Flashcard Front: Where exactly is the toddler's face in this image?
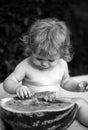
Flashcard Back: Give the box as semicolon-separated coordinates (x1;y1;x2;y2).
32;54;59;69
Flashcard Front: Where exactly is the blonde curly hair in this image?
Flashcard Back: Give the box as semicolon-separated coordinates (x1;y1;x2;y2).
22;18;73;62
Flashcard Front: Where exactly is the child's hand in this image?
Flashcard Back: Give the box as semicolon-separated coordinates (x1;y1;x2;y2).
77;81;88;92
16;85;31;99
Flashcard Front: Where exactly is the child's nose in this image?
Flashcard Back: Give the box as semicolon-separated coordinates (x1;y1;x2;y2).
41;61;48;66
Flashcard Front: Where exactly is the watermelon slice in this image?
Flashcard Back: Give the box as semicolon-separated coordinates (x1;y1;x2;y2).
0;91;78;130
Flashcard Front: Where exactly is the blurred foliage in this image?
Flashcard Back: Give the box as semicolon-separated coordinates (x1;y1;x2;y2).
0;0;88;82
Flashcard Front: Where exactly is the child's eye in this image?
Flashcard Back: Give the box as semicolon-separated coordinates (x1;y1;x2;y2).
37;58;42;61
49;59;55;62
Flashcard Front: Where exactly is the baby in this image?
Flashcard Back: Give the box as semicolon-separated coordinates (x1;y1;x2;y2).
3;18;88;127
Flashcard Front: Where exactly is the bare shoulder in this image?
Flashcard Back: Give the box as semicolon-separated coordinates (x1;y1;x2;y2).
13;57;30;73
16;57;30;67
59;59;68;68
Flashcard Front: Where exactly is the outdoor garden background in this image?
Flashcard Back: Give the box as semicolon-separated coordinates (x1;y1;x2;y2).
0;0;88;82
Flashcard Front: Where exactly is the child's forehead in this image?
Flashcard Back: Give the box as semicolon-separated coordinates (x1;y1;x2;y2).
33;54;59;60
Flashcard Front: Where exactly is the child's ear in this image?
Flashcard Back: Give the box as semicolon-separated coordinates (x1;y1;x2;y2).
24;48;32;57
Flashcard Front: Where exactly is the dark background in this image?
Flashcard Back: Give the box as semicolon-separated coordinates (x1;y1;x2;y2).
0;0;88;82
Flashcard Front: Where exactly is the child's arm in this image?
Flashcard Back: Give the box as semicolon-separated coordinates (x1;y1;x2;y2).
61;61;88;92
62;77;88;92
3;62;26;94
61;77;78;92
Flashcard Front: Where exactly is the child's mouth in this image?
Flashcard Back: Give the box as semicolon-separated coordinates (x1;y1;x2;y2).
40;65;49;69
41;66;48;69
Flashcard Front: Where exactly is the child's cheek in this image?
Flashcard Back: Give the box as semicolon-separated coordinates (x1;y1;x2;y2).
36;60;41;66
51;61;57;66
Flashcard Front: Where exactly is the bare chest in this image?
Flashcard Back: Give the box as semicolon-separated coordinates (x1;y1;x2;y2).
25;66;64;85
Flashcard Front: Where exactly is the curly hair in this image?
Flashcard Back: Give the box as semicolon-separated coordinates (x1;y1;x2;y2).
21;18;73;62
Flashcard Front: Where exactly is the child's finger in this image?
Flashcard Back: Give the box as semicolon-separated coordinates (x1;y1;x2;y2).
79;81;88;92
15;87;24;99
26;89;31;97
23;89;30;98
85;86;88;91
16;91;22;99
18;89;25;99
